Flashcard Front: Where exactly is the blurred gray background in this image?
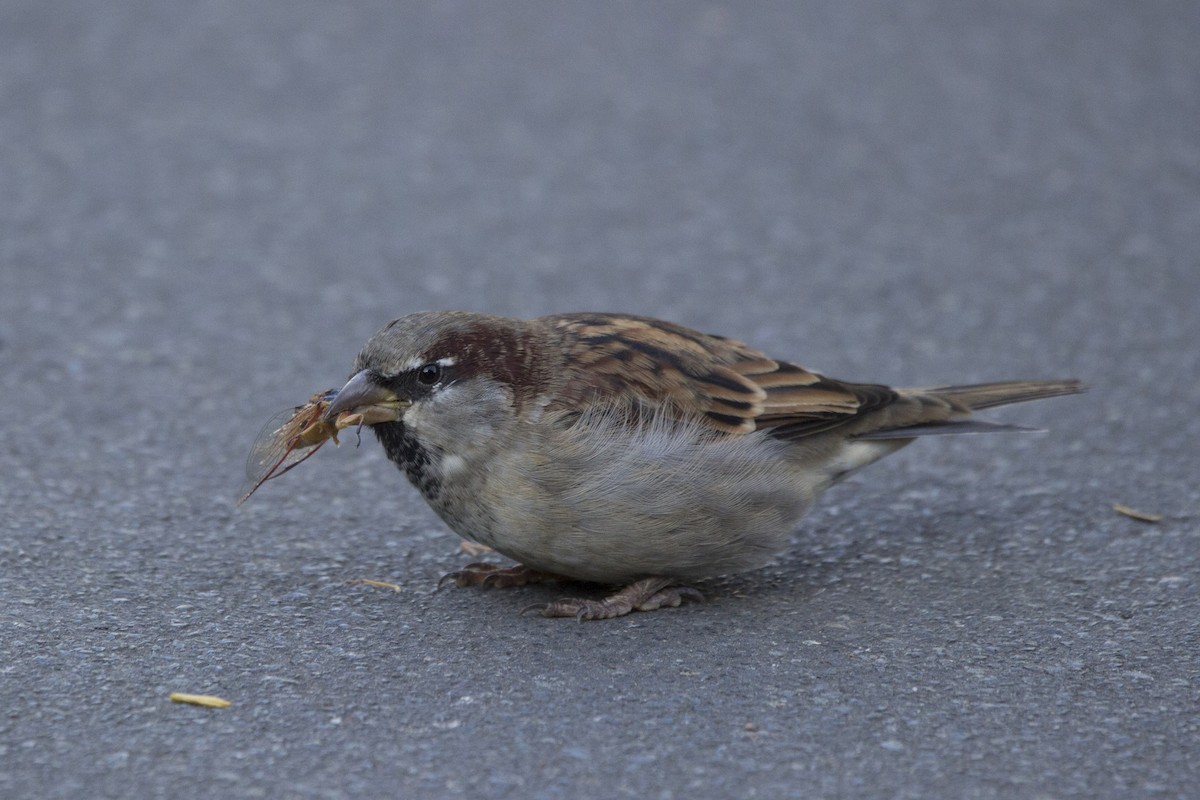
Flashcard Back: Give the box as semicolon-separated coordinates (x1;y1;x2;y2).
2;2;1197;798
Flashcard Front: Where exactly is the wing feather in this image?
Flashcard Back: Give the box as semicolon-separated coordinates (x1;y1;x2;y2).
545;314;886;437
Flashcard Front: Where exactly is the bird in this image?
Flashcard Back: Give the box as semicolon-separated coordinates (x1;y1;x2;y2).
319;311;1083;620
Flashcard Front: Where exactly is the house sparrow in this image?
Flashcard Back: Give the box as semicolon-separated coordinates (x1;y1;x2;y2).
320;311;1083;620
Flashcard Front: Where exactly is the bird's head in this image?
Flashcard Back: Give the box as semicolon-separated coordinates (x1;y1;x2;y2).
323;312;543;451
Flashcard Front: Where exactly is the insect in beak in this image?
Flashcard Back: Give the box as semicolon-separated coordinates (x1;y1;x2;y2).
237;390;364;506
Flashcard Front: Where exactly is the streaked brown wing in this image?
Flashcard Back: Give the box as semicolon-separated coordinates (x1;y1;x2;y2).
546;313;892;437
754;373;898;440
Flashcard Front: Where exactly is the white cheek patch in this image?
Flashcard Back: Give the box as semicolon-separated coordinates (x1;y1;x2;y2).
440;454;467;476
403;385;487;431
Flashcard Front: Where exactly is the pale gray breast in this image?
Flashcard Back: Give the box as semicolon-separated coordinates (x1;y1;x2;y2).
480;408;818;582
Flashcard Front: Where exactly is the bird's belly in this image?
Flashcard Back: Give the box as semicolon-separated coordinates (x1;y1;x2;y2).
467;424;819;584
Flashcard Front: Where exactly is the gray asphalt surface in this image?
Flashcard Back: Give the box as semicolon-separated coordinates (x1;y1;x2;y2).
2;2;1197;798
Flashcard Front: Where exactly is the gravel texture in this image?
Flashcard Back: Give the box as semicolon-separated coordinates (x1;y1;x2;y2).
2;2;1197;798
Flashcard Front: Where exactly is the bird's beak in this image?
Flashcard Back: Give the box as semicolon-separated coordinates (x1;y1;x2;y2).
323;370;409;425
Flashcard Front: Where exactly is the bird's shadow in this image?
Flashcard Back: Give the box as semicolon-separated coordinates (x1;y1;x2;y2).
421;534;895;619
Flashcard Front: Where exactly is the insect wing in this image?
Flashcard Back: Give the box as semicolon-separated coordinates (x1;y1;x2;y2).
237;391;337;505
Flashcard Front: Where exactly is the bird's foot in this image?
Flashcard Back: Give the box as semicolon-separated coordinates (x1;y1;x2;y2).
523;577;704;621
437;562;565;590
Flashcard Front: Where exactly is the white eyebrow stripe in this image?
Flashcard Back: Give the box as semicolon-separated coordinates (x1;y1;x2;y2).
400;355;457;372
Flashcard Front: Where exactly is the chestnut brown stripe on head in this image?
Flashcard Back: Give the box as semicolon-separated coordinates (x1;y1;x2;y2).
358;312;545;409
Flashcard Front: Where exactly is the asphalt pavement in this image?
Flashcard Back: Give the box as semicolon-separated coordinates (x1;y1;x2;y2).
2;2;1197;798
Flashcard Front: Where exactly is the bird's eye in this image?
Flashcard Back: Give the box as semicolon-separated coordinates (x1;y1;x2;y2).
417;362;442;385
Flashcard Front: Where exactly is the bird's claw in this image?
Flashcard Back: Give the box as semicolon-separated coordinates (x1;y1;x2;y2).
524;579;704;621
436;562;563;591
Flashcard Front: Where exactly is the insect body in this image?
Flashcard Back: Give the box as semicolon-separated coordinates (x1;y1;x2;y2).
238;389;362;505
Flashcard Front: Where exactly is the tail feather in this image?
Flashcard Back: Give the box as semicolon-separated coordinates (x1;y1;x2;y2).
847;379;1084;442
855;420;1042;440
921;379;1085;411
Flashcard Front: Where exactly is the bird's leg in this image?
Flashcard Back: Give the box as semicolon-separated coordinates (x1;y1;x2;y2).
525;577;705;621
437;562;567;590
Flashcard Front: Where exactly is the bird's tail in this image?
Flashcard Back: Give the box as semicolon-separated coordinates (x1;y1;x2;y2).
924;379;1086;411
853;379;1085;441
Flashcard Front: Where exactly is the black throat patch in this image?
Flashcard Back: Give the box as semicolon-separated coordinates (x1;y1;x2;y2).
373;422;442;502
